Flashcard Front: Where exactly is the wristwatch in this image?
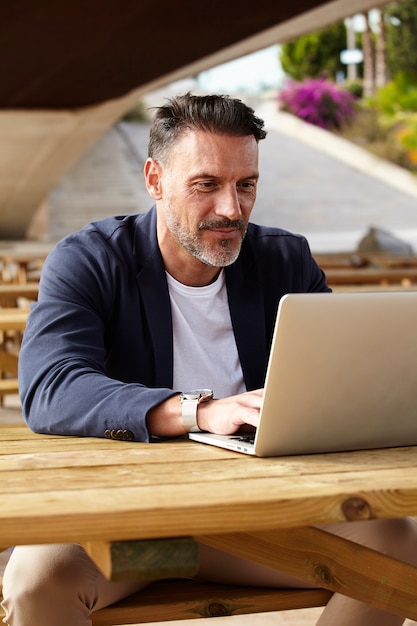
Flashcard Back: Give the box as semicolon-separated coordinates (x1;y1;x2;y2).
180;389;214;433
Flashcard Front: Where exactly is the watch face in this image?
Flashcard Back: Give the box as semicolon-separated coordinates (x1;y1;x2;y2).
181;389;213;401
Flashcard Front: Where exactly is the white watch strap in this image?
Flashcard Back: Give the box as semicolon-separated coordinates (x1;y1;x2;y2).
182;398;200;433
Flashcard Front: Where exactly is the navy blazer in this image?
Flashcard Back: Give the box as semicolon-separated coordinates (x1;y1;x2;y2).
19;207;330;441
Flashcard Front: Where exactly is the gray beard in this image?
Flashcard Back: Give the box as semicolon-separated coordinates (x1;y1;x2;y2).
166;215;247;267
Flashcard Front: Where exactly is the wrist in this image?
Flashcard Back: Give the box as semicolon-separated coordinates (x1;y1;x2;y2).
195;398;213;432
146;395;183;438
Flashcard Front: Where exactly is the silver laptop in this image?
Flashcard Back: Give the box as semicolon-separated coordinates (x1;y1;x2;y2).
189;291;417;456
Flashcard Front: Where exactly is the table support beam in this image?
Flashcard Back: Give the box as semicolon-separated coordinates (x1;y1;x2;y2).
197;526;417;621
84;538;199;582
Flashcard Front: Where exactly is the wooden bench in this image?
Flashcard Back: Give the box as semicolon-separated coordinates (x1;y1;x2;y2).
313;252;417;289
0;283;39;307
91;580;331;625
0;378;19;398
314;252;417;270
0;308;28;404
0;308;29;332
324;266;417;286
0;253;44;284
0;338;19;399
0;353;19;402
0;577;331;625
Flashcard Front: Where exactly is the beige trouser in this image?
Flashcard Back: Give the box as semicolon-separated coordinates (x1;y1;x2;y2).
2;518;417;626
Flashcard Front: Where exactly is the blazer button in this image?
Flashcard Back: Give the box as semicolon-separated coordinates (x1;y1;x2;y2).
104;429;134;441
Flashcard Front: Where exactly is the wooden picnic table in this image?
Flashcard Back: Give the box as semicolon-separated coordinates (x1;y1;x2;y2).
324;266;417;286
314;252;417;270
0;283;38;307
2;426;417;622
313;253;417;288
0;308;29;331
0;253;44;283
0;308;29;400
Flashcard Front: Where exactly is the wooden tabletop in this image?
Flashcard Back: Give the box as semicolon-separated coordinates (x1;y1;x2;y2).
2;425;417;619
2;425;417;546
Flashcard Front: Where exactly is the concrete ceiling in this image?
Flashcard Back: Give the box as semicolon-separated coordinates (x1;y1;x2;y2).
0;0;391;238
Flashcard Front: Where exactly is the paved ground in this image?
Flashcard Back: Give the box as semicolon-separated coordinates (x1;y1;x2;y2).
255;101;417;252
35;92;417;256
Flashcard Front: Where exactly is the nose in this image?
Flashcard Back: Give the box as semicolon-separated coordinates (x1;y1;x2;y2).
214;185;242;221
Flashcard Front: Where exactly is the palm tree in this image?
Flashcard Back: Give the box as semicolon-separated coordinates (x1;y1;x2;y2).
362;12;375;97
375;9;388;88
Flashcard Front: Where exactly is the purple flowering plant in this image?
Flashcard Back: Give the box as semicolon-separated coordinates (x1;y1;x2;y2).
278;78;357;130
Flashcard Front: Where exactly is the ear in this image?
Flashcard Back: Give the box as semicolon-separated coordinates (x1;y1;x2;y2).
144;158;163;200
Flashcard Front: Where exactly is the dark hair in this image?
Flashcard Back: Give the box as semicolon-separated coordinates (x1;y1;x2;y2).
148;92;267;162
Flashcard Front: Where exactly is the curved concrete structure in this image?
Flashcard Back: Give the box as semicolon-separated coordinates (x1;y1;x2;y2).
0;0;391;238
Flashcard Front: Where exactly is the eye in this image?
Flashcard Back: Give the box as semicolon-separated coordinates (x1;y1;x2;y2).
195;180;217;191
239;180;257;191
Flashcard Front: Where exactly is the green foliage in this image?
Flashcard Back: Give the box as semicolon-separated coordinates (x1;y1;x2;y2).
368;72;417;114
280;22;346;81
397;114;417;152
275;0;417;172
390;115;417;169
334;104;414;170
368;70;417;168
339;72;417;171
344;80;364;98
385;0;417;78
279;2;417;85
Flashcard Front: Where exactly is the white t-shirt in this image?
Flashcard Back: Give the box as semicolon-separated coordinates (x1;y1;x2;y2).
166;270;246;399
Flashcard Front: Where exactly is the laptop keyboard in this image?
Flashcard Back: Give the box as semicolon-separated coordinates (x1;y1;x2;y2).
230;433;255;445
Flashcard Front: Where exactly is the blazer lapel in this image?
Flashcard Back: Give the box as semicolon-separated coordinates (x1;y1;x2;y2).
134;209;174;389
226;255;268;391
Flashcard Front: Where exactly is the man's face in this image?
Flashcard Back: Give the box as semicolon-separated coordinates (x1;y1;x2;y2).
147;131;259;274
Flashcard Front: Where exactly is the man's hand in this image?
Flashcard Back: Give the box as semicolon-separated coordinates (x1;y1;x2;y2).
196;389;263;434
146;389;263;438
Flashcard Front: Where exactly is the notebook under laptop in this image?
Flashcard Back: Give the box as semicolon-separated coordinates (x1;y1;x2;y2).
189;291;417;457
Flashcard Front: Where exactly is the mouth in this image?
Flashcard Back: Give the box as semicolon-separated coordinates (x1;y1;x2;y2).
209;228;241;239
198;219;246;234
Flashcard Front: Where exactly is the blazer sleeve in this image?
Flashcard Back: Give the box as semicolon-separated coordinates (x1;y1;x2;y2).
18;232;175;442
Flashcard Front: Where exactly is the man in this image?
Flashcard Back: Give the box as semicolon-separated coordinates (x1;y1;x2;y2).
2;93;416;626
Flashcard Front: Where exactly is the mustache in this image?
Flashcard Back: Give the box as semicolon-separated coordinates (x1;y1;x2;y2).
198;218;247;231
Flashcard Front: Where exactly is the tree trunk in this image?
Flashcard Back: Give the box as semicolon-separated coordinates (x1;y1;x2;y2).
362;12;375;97
375;9;388;88
346;18;358;81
